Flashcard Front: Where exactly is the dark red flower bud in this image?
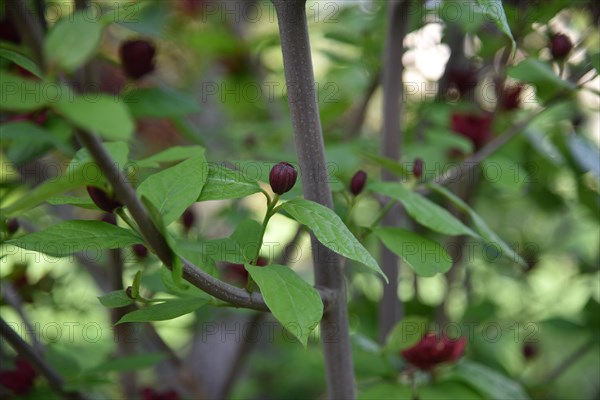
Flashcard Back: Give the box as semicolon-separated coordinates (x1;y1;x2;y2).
501;84;523;111
450;113;493;151
550;33;573;60
269;162;298;195
350;170;367;196
412;158;424;179
401;332;466;371
140;387;180;400
133;244;148;260
0;356;37;395
100;213;117;225
522;342;538;360
86;186;122;213
6;218;19;235
119;39;156;80
181;208;195;232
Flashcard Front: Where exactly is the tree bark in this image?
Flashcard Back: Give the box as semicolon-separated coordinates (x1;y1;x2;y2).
271;1;355;398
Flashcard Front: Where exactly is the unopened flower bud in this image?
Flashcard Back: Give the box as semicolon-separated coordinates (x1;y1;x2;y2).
87;186;122;213
412;158;424;179
269;162;298;195
549;33;572;60
119;39;156;80
181;208;195;232
6;218;19;235
133;244;148;260
350;170;367;196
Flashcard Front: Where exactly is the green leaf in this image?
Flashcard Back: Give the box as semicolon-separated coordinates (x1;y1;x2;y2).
0;48;43;78
174;239;218;277
135;146;206;168
0;72;47;111
116;297;208;324
46;195;97;209
202;238;246;264
246;264;323;347
476;0;515;51
159;266;211;298
591;52;600;74
124;87;200;118
427;183;527;267
374;228;452;277
282;199;387;282
385;316;428;352
7;221;142;257
360;152;408;177
197;165;262;201
508;58;575;102
453;361;530;400
171;257;185;290
370;182;477;238
89;353;165;373
45;11;103;71
230;219;262;261
137;155;208;226
52;93;134;140
358;383;412;400
98;290;134;308
0;121;72;154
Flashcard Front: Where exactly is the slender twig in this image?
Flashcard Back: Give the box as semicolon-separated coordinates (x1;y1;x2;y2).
345;71;381;138
0;282;44;355
271;0;355;397
0;318;86;400
378;0;411;343
541;337;596;387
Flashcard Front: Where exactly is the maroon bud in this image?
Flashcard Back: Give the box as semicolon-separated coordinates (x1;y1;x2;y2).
523;342;538;360
501;84;523;111
549;33;572;60
221;263;248;287
269;162;298;195
448;65;479;95
119;39;156;80
133;244;148;260
181;208;195;232
255;256;268;266
100;213;117;225
412;158;424;179
125;286;134;299
86;186;122;213
6;218;19;235
350;170;367;196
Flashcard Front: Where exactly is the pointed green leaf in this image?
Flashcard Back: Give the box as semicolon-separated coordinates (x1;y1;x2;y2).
0;49;42;78
508;58;575;102
282;199;387;282
0;73;47;111
116;297;208;324
370;182;477;238
197;165;262;201
427;183;527;267
45;11;103;71
135;146;205;168
137;155;208;226
453;361;530;400
90;353;165;373
374;228;452;277
7;221;142;257
131;271;142;299
52;94;134;140
124;87;200;118
476;0;515;51
246;264;323;347
98;290;134;308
